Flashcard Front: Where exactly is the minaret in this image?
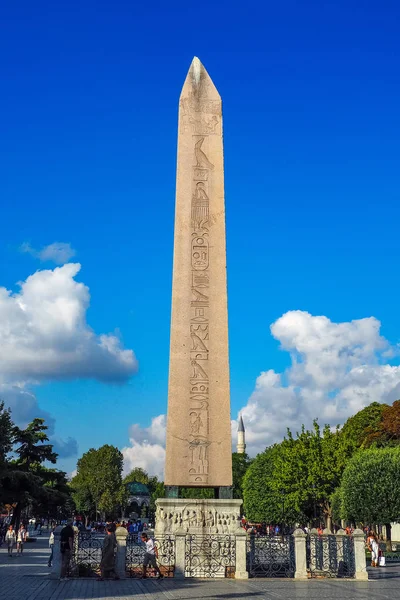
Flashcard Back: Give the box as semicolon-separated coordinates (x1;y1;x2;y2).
237;416;246;454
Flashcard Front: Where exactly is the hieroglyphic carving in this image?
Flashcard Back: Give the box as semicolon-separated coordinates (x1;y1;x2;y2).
194;138;214;170
188;134;214;484
180;93;221;116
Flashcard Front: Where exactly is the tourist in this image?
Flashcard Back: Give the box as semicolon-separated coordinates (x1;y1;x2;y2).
141;533;163;579
16;524;27;556
60;520;74;580
48;528;55;567
5;525;16;557
97;524;119;581
367;530;379;567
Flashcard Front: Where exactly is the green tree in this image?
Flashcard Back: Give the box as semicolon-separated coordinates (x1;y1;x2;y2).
8;418;59;527
341;446;400;540
232;452;252;500
0;402;14;495
243;422;344;527
243;445;290;523
72;445;123;521
340;402;388;453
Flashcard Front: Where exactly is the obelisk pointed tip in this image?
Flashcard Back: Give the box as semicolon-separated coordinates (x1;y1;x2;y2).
181;56;220;100
190;56;202;85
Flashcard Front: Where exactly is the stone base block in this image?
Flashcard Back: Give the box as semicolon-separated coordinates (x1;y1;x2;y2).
155;498;243;535
235;571;249;579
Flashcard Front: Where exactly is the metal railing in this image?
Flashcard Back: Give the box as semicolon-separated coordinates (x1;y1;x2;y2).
185;534;236;578
307;533;355;578
247;534;295;578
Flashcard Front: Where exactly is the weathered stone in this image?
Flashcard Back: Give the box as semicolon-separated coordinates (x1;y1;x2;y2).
164;57;232;488
155;498;242;536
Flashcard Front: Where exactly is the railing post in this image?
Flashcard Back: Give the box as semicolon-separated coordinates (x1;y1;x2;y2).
353;528;368;580
70;526;79;577
293;528;307;579
174;532;186;578
309;528;318;574
49;525;63;579
335;528;345;576
234;530;249;579
115;526;128;579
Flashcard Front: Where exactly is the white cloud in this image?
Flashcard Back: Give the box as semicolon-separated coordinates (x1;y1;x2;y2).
20;241;76;265
0;262;138;461
122;415;166;480
123;310;400;477
68;469;78;480
0;263;137;383
235;311;400;456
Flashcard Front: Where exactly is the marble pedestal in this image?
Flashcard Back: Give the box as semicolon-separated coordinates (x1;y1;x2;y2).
155;498;248;579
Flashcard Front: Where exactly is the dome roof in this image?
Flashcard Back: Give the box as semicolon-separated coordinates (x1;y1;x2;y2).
126;481;150;496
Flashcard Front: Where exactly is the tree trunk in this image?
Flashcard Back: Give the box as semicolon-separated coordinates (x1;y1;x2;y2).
11;501;22;531
385;523;392;552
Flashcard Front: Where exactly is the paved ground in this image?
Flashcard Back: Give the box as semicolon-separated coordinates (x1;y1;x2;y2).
1;532;400;600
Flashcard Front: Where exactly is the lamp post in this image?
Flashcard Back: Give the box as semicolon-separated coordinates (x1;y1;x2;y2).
280;489;285;538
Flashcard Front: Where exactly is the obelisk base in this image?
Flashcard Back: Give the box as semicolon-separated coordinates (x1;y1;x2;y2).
155;498;242;536
155;498;247;578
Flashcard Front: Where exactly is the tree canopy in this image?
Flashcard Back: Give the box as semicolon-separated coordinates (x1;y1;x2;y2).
71;445;123;521
0;406;72;526
341;446;400;524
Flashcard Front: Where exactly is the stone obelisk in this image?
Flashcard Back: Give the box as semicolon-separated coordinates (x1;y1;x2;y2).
164;57;232;490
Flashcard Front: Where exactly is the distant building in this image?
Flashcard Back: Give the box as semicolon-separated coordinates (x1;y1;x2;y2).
237;416;246;454
125;481;150;518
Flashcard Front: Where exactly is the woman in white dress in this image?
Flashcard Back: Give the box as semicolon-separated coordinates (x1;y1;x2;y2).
367;530;379;567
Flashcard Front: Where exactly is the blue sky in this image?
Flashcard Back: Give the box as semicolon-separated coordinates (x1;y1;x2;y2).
1;0;400;477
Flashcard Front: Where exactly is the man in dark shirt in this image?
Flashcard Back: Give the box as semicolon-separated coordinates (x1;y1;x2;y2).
60;521;74;580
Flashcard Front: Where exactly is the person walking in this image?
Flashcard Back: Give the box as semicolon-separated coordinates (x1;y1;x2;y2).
141;533;163;579
367;530;379;567
48;528;55;567
5;526;16;557
16;524;27;556
60;521;74;580
97;525;119;581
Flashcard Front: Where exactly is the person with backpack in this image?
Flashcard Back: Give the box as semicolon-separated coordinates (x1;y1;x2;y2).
60;521;74;580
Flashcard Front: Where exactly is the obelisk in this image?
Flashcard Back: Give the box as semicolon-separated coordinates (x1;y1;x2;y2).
164;57;232;490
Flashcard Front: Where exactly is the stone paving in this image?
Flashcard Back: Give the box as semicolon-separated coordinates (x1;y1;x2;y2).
1;532;400;600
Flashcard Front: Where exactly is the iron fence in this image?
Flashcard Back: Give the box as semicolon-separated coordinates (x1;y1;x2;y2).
307;534;355;578
247;534;295;578
70;532;104;577
126;534;175;578
378;542;400;563
185;534;236;578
